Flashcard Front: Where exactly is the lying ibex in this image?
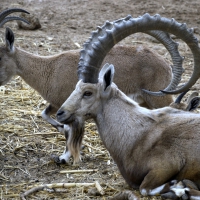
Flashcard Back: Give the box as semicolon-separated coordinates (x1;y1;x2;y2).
56;90;200;165
0;8;29;27
56;14;200;199
1;26;184;135
57;63;200;199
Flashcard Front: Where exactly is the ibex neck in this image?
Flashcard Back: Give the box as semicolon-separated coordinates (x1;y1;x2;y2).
95;95;154;151
15;48;51;90
94;95;155;187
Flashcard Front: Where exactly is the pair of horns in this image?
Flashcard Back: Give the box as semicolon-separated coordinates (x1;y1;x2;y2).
78;14;200;95
0;8;29;27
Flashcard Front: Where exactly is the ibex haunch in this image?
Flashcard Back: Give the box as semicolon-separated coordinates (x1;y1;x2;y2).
56;13;200;199
57;63;200;199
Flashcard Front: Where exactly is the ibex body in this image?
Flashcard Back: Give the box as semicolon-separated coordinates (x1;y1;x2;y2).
0;27;173;134
57;64;200;199
57;90;200;165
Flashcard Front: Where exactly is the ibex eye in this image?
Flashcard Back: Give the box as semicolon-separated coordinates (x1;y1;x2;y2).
83;91;92;97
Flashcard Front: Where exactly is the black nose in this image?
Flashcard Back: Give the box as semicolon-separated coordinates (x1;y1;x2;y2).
57;110;64;116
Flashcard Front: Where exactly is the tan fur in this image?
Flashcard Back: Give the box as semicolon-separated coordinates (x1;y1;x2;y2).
57;64;200;198
0;29;173;109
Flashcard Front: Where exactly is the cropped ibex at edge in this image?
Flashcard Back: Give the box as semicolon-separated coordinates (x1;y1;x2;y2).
57;14;200;199
1;25;183;137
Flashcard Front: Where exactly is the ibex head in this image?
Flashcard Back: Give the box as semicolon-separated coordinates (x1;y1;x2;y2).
57;63;116;124
78;14;200;96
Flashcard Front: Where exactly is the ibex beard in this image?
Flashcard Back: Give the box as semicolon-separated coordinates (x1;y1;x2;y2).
58;117;85;164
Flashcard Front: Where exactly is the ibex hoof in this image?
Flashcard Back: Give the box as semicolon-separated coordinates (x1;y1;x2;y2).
50;154;70;164
161;191;179;199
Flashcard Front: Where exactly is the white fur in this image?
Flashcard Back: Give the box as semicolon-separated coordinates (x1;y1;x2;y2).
149;184;165;195
140;184;165;196
171;188;190;197
59;151;71;163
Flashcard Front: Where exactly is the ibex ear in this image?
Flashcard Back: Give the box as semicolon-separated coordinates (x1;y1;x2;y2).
5;27;15;52
186;97;200;111
98;63;115;98
99;63;115;91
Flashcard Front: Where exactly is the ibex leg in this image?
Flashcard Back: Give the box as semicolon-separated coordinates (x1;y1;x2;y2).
139;168;179;196
41;104;68;134
42;105;73;164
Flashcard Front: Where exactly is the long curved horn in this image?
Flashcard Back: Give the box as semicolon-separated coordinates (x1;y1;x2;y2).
78;14;200;95
0;8;30;27
174;89;190;104
142;30;184;96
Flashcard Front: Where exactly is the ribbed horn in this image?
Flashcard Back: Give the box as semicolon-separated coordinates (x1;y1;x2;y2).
78;13;200;95
0;8;30;27
174;89;190;104
142;30;184;96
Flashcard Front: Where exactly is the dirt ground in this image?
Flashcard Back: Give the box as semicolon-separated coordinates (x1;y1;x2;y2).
0;0;200;199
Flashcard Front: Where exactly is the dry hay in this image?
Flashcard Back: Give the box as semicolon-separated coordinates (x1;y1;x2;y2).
0;77;162;200
0;77;113;199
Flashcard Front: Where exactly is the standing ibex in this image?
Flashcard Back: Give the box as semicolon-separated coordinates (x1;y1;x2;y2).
56;14;200;199
0;8;29;27
0;25;183;137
